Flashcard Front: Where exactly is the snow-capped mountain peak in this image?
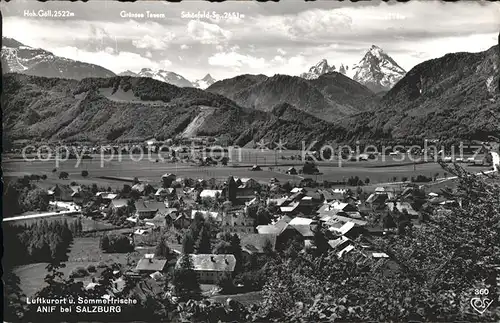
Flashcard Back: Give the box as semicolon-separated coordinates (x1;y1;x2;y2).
300;59;338;80
119;68;194;87
352;45;406;92
1;37;115;79
368;45;383;59
193;74;216;89
299;45;406;92
118;69;216;89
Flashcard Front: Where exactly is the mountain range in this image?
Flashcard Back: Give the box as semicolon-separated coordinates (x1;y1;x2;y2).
2;36;498;145
2;73;346;148
1;37;115;80
117;70;216;89
118;68;194;88
206;72;379;122
300;45;406;93
342;44;499;142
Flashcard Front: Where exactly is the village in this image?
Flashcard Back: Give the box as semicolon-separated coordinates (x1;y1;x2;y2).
19;162;462;304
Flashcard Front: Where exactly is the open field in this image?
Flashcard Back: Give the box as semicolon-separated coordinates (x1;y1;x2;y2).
3;149;491;191
13;234;156;298
2;157;304;189
302;162;491;183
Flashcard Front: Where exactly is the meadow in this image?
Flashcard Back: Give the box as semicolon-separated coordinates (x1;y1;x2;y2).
3;149;490;191
14;234;156;298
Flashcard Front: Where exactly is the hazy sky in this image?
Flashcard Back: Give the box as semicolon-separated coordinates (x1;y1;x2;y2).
2;0;499;81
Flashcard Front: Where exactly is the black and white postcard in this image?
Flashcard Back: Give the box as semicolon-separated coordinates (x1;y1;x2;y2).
1;0;499;322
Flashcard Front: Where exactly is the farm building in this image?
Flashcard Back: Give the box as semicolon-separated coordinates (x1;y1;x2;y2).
47;185;77;201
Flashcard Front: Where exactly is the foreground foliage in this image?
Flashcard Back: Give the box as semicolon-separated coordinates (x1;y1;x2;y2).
259;164;500;322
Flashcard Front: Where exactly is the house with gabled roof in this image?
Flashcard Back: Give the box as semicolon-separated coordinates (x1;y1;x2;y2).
144;208;178;228
220;209;254;233
110;199;129;211
96;192;119;203
134;200;169;219
200;189;222;199
386;201;419;217
135;254;167;274
239;233;277;255
280;201;300;215
191;209;220;222
177;254;236;284
132;183;155;196
47;184;75;201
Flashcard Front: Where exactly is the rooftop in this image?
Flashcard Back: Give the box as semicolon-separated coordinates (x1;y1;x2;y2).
178;254;236;272
135;258;167;272
240;233;277;254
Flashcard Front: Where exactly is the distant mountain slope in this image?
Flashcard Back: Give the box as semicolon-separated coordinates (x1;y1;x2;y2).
1;37;115;79
270;102;330;128
118;68;194;88
343;45;499;142
207;74;268;97
1;74;345;148
309;72;380;112
207;73;377;122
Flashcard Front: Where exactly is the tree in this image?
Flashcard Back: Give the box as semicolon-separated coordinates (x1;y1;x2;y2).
100;235;110;252
213;240;232;254
4;181;21;216
230;234;243;273
365;177;370;184
154;237;170;258
102;234;134;253
216;275;236;294
302;161;319;175
194;226;211;254
81;170;89;177
263;239;275;257
182;233;195;254
255;206;271;225
22;187;50;212
76;218;83;234
172;254;201;301
122;184;132;194
260;163;500;322
226;176;237;203
3;271;25;321
59;171;69;179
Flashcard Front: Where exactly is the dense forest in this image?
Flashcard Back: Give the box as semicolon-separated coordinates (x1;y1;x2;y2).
3;219;76;267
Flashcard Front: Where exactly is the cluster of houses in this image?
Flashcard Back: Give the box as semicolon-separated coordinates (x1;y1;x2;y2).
49;171;461;286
